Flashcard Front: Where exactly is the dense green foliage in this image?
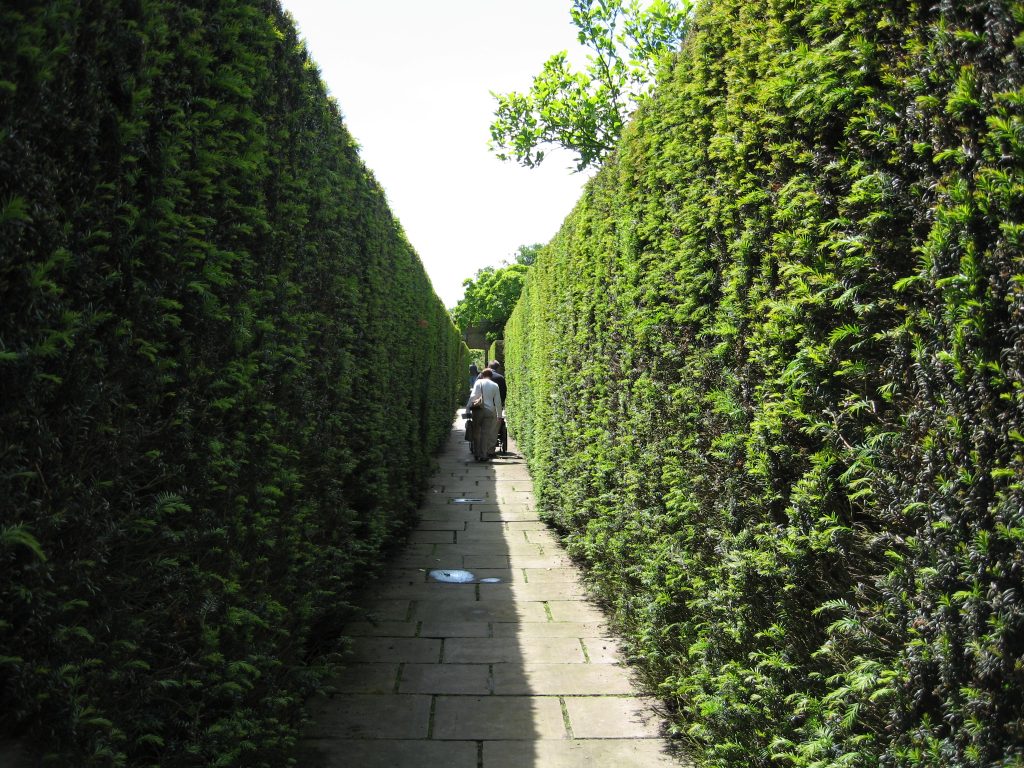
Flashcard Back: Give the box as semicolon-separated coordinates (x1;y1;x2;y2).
513;242;544;267
506;1;1024;765
489;0;693;170
451;245;541;346
487;340;505;368
0;1;465;765
450;262;531;341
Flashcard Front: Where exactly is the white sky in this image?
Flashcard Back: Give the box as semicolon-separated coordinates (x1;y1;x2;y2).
280;0;596;308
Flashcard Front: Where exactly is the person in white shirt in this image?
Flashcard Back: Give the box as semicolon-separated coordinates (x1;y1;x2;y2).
466;368;503;461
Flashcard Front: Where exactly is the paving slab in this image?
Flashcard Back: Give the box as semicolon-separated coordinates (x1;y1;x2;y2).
503;556;574;569
361;599;413;622
368;582;479;601
325;664;399;694
463;554;515;569
412;599;549;624
388;543;436;558
343;620;418;637
415;520;467;531
463;521;510;534
305;694;431;739
408;530;455;544
494;480;534;490
499;495;536;505
482;510;539;521
564;696;663;738
524;530;562;546
479;582;588;601
458;536;516;548
482;739;686;768
418;507;479;521
388;553;451;569
458;524;513;541
506;521;548;530
582;636;624;663
546;600;607;623
433;542;544;557
433;695;567;740
522;567;584;583
417;620;492;638
444;636;587;664
399;663;491;694
345;637;441;664
492;621;612;639
470;504;529;514
492;662;636;695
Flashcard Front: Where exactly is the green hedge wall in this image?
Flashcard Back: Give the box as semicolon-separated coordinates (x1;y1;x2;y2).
487;339;504;367
506;1;1024;766
0;1;465;765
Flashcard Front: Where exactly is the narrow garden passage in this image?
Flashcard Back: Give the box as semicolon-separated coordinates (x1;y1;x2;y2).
299;416;690;767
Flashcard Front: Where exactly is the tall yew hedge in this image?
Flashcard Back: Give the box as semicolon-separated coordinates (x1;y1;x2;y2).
1;1;464;764
506;1;1024;765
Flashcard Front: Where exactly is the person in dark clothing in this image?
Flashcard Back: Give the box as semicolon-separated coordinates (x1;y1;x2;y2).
488;360;507;406
468;363;479;393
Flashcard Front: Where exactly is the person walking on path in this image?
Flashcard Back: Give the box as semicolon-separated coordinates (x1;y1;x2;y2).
488;360;507;406
467;368;502;461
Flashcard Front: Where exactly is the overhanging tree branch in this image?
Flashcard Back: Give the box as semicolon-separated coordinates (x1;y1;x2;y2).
488;0;693;171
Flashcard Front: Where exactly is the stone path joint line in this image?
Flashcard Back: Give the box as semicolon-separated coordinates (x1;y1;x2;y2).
299;415;693;767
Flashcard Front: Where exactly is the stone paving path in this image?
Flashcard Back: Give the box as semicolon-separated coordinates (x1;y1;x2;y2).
299;416;691;767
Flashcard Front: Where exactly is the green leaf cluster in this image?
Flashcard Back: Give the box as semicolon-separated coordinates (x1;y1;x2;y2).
451;262;531;342
0;1;465;765
506;1;1024;766
489;0;693;170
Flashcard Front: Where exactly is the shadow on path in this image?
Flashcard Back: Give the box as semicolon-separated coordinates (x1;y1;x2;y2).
298;414;689;767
